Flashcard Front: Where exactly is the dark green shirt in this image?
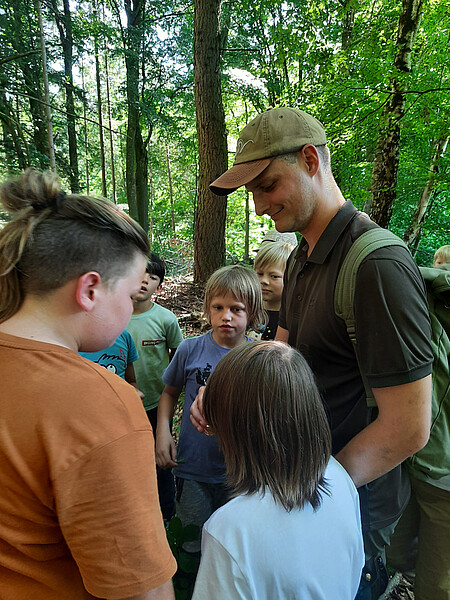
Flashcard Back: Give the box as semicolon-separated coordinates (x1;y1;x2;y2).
280;201;433;530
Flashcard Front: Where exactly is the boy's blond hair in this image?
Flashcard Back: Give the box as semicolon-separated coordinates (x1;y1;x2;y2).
433;245;450;267
254;241;294;273
203;265;265;332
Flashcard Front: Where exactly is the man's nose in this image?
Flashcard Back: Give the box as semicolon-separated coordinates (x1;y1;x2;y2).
252;193;268;217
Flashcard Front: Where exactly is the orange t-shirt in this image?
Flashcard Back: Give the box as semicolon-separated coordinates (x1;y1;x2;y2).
0;332;176;599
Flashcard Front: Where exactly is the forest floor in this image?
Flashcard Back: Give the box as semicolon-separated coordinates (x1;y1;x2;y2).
159;277;415;600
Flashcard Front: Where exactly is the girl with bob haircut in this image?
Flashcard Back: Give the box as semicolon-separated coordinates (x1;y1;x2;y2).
193;341;364;600
0;169;176;600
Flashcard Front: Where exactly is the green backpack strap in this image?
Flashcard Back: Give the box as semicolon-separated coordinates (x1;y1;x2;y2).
334;228;409;407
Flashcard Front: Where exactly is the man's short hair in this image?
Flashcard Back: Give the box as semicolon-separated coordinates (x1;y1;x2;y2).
146;253;165;284
278;145;330;171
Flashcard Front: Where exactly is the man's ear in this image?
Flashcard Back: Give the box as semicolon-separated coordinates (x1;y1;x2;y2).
300;145;320;177
75;272;102;312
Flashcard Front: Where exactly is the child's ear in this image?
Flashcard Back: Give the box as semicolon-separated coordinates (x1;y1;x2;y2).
155;284;163;295
75;272;102;312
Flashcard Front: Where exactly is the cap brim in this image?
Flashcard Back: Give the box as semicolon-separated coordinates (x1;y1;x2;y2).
210;158;271;196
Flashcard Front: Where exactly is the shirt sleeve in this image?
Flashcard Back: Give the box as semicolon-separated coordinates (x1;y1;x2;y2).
354;249;433;388
124;329;139;363
165;313;184;349
192;529;250;600
54;431;176;599
162;339;188;388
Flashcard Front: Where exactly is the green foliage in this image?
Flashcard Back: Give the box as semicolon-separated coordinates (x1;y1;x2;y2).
0;0;448;259
165;516;200;600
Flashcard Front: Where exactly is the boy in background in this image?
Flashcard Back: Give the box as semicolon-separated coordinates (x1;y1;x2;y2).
128;254;184;521
254;241;295;340
433;244;450;269
79;329;144;399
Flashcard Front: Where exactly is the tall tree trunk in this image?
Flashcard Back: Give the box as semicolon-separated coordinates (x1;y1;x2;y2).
94;13;107;198
135;126;149;233
49;0;79;189
62;0;79;191
193;0;228;283
403;135;449;250
104;52;117;202
12;0;49;167
34;0;56;170
149;163;154;247
81;59;90;194
124;0;149;233
165;143;175;232
0;88;29;169
368;0;423;227
341;1;356;50
244;189;250;263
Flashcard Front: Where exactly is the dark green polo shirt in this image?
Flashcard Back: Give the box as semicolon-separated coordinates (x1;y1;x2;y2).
279;200;433;530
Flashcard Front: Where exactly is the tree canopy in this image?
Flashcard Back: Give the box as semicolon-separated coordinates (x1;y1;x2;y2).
0;0;448;271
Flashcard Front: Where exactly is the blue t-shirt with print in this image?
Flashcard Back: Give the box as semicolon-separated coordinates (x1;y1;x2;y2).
80;329;139;380
163;331;237;484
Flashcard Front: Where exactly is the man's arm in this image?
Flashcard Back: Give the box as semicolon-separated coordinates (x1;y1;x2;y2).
118;579;175;600
336;375;431;488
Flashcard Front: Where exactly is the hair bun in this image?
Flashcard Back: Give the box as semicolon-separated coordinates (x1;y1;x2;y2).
0;169;61;214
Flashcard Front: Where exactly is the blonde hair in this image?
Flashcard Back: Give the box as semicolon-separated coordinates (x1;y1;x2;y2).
434;245;450;266
0;169;149;322
203;265;265;332
254;241;294;273
204;341;331;511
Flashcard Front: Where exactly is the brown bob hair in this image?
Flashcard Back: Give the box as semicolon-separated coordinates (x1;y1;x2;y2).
203;341;331;511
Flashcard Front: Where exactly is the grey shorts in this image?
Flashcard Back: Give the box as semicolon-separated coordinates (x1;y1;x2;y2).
175;477;230;553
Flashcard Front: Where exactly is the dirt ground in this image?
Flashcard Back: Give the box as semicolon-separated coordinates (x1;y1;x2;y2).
159;277;415;600
158;276;207;339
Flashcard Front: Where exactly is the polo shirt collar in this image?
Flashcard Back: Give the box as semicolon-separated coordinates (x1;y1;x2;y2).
300;200;357;265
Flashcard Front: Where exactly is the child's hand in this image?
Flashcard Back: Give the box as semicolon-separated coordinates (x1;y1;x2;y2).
155;427;178;469
190;386;208;433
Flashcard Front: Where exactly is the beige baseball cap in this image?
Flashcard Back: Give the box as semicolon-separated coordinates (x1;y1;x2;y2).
210;107;327;196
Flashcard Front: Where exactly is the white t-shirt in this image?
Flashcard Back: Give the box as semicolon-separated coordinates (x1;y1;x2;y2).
192;457;364;600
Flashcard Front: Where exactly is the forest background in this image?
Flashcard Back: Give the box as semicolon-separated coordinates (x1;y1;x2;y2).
0;0;448;282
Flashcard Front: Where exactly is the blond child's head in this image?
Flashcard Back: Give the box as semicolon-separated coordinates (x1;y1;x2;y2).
203;265;265;335
433;245;450;269
254;241;294;310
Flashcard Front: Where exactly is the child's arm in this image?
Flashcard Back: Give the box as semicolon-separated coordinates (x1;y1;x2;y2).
156;384;181;469
124;363;145;401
